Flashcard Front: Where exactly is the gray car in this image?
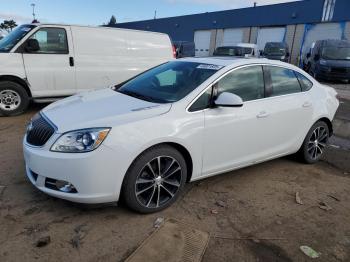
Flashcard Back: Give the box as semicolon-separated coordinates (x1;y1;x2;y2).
263;42;290;62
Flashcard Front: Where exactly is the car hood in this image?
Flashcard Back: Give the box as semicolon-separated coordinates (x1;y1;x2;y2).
319;59;350;67
42;88;171;133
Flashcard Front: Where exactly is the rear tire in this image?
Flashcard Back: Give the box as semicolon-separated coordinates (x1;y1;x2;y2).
298;121;329;164
121;145;187;213
0;81;29;116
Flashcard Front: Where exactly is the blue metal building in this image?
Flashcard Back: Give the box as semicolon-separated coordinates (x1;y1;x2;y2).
113;0;350;65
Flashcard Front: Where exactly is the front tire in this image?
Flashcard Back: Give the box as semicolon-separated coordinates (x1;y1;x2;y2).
299;121;329;164
122;145;187;213
0;81;29;116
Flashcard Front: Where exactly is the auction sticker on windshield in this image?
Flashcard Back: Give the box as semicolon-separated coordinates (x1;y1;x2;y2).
197;64;223;70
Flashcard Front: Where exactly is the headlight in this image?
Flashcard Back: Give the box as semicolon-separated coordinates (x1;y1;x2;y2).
51;128;110;153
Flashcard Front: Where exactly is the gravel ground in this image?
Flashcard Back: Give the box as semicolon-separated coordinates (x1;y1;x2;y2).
0;84;350;262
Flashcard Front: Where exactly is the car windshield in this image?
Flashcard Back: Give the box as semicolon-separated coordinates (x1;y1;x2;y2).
321;46;350;60
214;46;252;56
0;25;36;52
117;61;221;103
264;46;286;56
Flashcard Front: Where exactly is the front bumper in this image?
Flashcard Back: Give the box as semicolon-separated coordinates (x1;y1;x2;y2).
317;67;350;80
23;136;125;204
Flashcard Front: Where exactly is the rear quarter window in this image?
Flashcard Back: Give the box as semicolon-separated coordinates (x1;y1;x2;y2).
295;72;313;91
267;66;301;97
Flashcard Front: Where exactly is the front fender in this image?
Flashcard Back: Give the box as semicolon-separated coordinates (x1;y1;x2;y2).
0;53;26;78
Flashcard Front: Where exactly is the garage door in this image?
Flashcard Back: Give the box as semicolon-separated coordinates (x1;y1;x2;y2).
301;23;343;58
219;28;243;47
257;27;286;51
194;30;211;57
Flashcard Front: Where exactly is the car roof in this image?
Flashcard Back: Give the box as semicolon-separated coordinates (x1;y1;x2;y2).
177;57;305;74
178;57;271;66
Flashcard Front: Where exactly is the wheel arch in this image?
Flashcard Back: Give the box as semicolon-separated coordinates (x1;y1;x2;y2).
0;75;32;97
124;142;194;185
316;117;333;136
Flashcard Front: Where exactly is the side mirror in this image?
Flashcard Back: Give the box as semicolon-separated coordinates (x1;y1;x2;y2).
214;92;243;107
306;53;311;59
25;39;40;52
314;54;320;61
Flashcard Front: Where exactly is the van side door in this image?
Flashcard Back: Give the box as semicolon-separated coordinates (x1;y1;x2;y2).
21;26;76;98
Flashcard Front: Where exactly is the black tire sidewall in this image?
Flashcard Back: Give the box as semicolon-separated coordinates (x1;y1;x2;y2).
0;81;29;116
301;121;329;164
122;145;187;213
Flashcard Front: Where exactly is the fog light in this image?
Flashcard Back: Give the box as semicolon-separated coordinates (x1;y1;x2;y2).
55;180;77;193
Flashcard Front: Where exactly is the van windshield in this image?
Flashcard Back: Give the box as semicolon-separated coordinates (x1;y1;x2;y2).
117;61;221;103
0;25;36;52
322;47;350;60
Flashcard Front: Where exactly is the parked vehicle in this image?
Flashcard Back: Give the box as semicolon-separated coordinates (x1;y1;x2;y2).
0;24;174;116
303;39;350;81
213;43;259;57
23;57;339;213
263;42;290;62
173;41;195;58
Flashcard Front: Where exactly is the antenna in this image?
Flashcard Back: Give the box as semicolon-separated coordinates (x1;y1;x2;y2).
31;3;36;20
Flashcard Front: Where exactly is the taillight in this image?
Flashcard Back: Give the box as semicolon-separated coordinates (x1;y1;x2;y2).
172;45;176;58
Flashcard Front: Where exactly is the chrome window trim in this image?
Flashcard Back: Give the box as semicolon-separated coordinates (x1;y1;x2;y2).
186;63;314;113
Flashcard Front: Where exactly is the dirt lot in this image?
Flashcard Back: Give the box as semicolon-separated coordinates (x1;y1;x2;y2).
1;84;350;262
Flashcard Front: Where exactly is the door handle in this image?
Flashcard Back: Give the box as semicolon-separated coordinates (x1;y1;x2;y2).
257;111;269;118
302;101;312;108
69;57;74;67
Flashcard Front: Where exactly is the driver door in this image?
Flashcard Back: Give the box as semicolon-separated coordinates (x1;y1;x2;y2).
22;26;76;97
201;65;270;176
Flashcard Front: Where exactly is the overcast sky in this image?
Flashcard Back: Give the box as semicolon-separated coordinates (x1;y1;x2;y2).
0;0;301;25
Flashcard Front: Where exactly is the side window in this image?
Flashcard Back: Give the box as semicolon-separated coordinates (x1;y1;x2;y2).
267;66;301;96
216;66;265;102
29;28;68;54
188;87;212;112
295;72;313;91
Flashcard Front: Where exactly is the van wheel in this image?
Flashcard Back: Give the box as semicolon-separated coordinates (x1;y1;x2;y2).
122;145;187;213
298;121;329;164
0;81;29;116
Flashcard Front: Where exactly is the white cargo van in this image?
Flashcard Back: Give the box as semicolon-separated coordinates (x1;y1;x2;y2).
0;24;174;116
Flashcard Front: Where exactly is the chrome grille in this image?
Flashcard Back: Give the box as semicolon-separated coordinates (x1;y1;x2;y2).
26;114;55;146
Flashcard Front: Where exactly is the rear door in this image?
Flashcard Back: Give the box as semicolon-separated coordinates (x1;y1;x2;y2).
261;65;314;154
22;26;76;97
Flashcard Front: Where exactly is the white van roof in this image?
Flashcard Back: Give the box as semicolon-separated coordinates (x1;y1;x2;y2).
27;23;169;37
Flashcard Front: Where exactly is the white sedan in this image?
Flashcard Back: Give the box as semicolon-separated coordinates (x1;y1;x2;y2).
23;57;339;213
